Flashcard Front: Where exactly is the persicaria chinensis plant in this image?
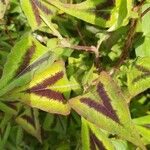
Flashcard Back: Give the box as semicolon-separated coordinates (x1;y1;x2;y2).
0;0;150;149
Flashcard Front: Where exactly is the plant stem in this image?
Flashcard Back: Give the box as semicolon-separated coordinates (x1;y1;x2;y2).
114;0;146;70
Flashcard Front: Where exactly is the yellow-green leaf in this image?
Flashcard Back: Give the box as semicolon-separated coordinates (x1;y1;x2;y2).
6;61;70;115
69;71;146;149
82;118;115;150
15;108;41;142
128;57;150;97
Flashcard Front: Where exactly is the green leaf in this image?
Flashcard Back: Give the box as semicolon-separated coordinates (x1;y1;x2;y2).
82;64;95;86
20;0;41;29
133;115;150;125
20;0;60;38
142;4;150;35
69;76;82;95
133;115;150;144
0;101;21;115
15;127;23;146
0;33;56;97
47;0;132;29
20;0;55;30
111;139;135;150
6;60;71;115
6;126;24;149
69;71;146;149
82;118;115;150
134;126;150;145
127;57;150;97
15;108;41;142
0;123;11;149
135;33;150;57
0;50;8;67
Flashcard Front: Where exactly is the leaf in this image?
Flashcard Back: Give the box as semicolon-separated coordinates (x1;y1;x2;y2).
0;50;8;67
0;101;21;115
127;57;150;97
82;64;95;86
20;0;60;37
111;139;135;150
69;71;146;149
15;108;41;142
6;60;70;115
0;33;56;97
69;76;82;95
47;0;132;29
135;33;150;57
20;0;54;30
15;127;23;146
133;115;150;125
142;4;150;35
21;0;41;29
82;118;115;150
0;123;11;149
134;126;150;145
133;115;150;144
48;0;106;27
6;124;24;148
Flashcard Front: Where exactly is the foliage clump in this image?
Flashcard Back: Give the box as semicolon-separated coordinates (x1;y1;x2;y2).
0;0;150;149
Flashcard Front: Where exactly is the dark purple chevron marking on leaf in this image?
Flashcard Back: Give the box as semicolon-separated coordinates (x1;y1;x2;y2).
143;124;150;129
34;0;52;15
30;0;41;25
132;72;150;83
26;89;65;102
89;129;106;150
29;71;64;91
80;98;119;123
95;0;115;20
89;129;96;150
97;0;115;9
16;42;36;77
98;11;110;20
17;51;51;77
5;101;18;111
21;115;35;128
135;64;150;73
97;82;119;123
132;64;150;83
